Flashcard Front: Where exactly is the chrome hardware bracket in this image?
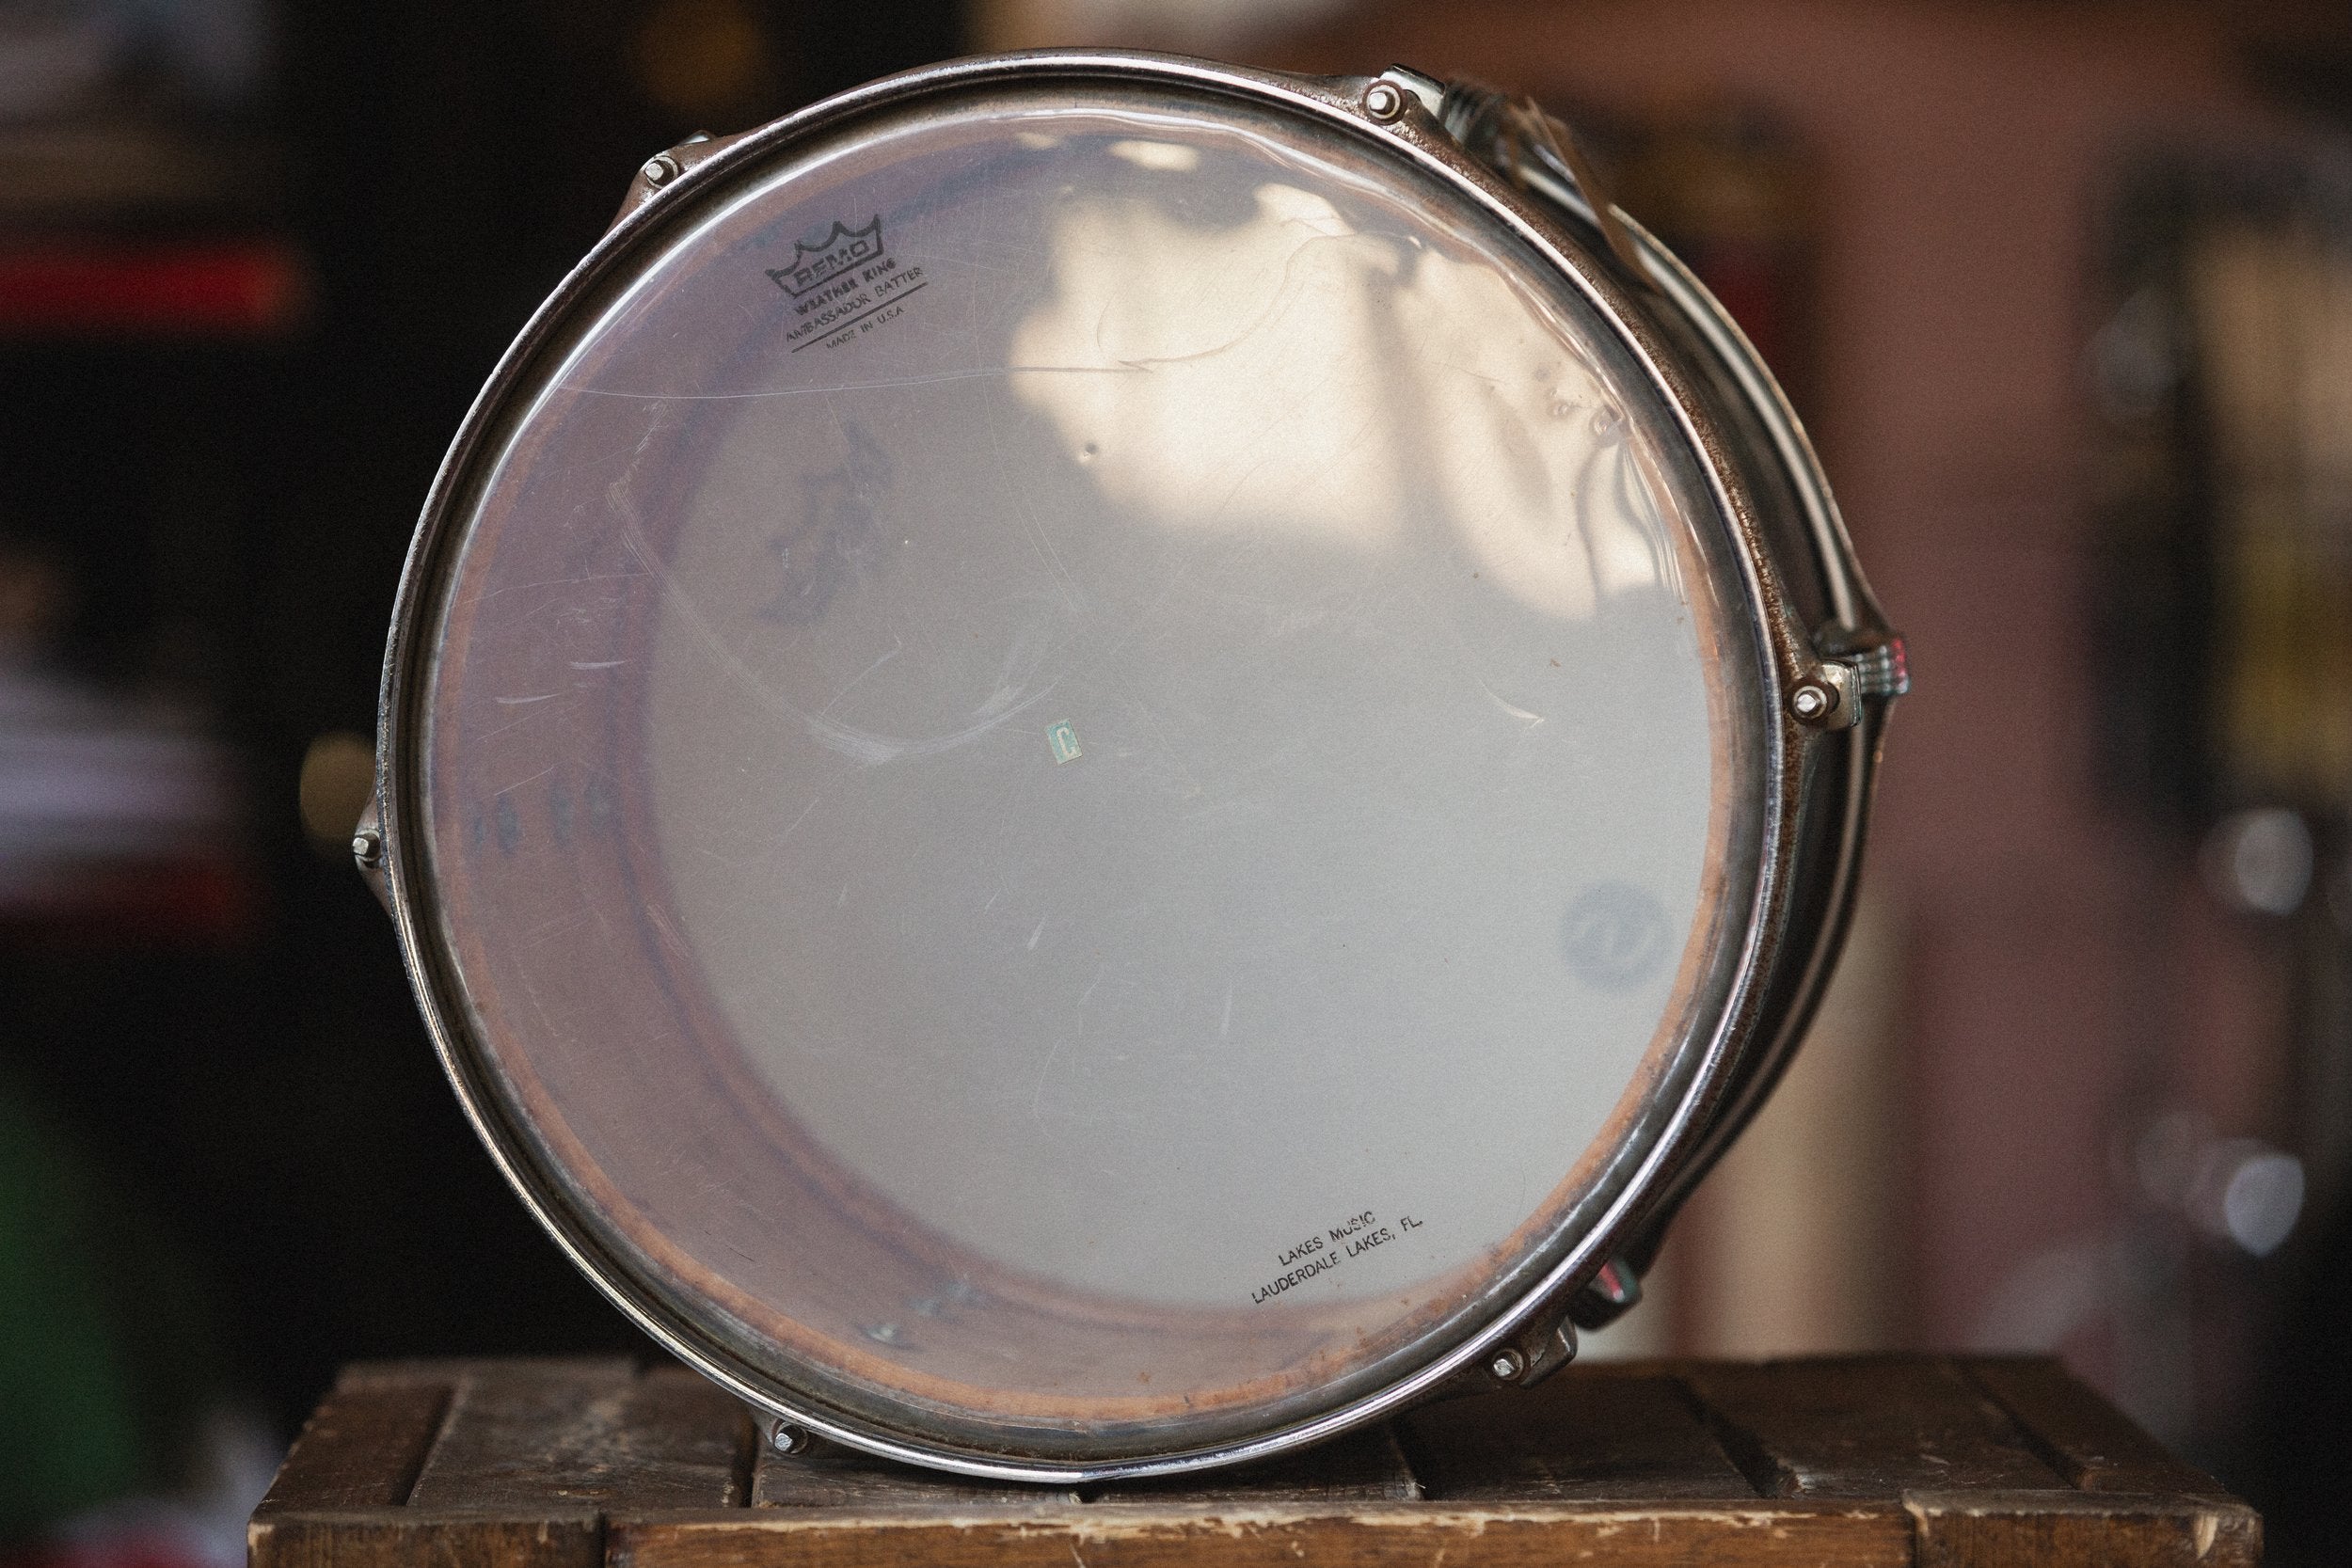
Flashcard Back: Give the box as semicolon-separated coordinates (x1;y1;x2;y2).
352;795;392;914
1396;69;1652;285
1419;1305;1580;1404
1835;635;1912;703
611;128;755;230
1793;633;1910;732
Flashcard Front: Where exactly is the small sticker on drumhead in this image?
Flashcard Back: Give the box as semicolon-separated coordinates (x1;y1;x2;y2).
1561;881;1671;991
1047;721;1082;764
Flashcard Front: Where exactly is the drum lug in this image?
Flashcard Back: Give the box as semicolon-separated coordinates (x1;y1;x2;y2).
1415;1302;1581;1407
1788;660;1858;730
1500;1311;1580;1388
1375;65;1448;121
1836;633;1912;703
351;794;392;914
746;1408;863;1470
1424;77;1654;284
1792;633;1910;732
759;1412;821;1457
609;128;754;230
1490;1252;1646;1391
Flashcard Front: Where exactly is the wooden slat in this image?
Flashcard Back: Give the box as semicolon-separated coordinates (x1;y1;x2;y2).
337;1357;629;1392
250;1508;603;1568
256;1354;2256;1568
1087;1423;1421;1503
1959;1357;2224;1496
1903;1489;2263;1568
628;1367;760;1506
1679;1357;2069;1497
407;1360;751;1511
254;1374;455;1513
611;1502;1915;1568
1400;1369;1757;1501
753;1439;1077;1509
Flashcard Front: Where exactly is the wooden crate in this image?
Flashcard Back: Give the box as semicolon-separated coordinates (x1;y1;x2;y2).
246;1354;2257;1567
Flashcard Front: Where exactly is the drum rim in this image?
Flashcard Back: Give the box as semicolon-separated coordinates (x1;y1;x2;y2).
372;48;1809;1481
1509;166;1892;1250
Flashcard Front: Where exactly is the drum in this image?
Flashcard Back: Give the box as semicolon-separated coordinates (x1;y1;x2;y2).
357;52;1906;1480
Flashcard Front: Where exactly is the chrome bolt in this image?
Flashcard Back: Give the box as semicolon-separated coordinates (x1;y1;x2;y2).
1488;1347;1527;1383
1361;80;1408;122
1789;681;1834;722
641;152;681;186
352;827;384;867
769;1420;812;1456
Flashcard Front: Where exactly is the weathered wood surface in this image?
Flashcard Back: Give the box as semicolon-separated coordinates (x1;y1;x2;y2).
248;1355;2258;1568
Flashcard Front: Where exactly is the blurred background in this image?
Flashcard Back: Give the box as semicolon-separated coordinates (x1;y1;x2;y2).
0;0;2345;1562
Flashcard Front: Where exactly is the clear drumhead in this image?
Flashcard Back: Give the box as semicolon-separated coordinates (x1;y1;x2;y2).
408;71;1773;1466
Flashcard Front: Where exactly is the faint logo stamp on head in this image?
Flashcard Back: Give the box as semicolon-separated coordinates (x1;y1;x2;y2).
771;215;928;354
1561;880;1672;992
769;216;883;297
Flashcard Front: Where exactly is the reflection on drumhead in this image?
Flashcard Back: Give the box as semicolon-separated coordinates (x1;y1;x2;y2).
1008;175;1678;623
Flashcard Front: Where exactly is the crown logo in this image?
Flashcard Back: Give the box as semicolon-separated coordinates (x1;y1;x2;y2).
769;217;883;297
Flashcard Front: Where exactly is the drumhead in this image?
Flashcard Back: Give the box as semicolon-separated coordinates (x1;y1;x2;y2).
390;60;1782;1470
